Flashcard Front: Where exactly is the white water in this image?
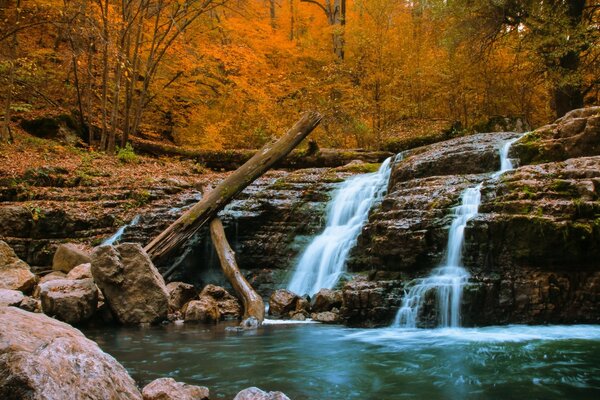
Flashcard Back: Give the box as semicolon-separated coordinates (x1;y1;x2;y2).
287;158;392;296
393;137;520;328
102;215;140;245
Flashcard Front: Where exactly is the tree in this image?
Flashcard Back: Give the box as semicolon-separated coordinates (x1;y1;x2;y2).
438;0;599;118
301;0;346;59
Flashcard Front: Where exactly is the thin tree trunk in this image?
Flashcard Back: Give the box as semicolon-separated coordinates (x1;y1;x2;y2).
144;111;322;263
210;218;265;323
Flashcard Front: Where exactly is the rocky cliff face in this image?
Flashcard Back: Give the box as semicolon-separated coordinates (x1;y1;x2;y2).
348;107;600;326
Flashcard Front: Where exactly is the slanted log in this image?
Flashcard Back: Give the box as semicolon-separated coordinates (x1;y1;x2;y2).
210;218;265;323
145;111;322;264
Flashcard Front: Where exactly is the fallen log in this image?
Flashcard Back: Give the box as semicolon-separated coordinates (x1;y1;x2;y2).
130;136;392;170
210;218;265;323
144;111;322;264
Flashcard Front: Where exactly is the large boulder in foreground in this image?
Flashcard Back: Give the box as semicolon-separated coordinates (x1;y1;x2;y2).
0;241;36;293
39;278;98;324
234;387;290;400
142;377;209;400
0;306;142;399
52;243;91;273
91;243;169;325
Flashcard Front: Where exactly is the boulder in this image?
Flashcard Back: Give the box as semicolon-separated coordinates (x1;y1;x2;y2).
311;311;340;324
0;307;142;399
91;243;169;325
0;240;36;293
53;243;91;273
0;288;24;307
33;271;67;298
268;289;299;318
183;296;220;323
39;278;98;324
66;263;93;280
166;282;197;312
234;387;291;400
142;378;209;400
200;284;242;320
311;289;343;313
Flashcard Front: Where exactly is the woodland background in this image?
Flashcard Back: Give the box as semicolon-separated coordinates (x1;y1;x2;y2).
0;0;598;153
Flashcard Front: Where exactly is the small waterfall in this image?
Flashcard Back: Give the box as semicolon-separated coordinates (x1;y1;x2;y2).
102;215;140;246
393;137;520;328
287;158;393;296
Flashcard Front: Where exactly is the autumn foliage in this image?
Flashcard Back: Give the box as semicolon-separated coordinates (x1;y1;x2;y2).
0;0;598;151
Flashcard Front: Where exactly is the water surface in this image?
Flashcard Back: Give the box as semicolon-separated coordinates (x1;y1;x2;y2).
84;323;600;399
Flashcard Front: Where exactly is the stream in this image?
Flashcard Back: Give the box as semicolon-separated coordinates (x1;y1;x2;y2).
84;322;600;399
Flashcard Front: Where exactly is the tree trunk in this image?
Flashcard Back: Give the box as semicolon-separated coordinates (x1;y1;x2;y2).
210;218;265;323
144;111;322;263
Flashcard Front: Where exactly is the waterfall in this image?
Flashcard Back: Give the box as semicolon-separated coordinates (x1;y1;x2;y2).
393;137;520;328
102;215;140;246
287;158;392;296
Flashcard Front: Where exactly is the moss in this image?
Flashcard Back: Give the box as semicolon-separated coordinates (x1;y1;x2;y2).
337;162;381;174
270;179;294;190
550;179;579;197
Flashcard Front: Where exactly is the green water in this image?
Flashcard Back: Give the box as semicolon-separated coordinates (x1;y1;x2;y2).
83;322;600;400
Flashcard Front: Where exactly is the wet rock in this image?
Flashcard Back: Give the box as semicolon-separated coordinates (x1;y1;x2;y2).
200;284;242;320
0;240;36;293
142;377;209;400
52;243;91;273
166;282;197;312
291;312;307;321
39;278;98;324
91;243;169;325
0;307;142;400
66;262;92;280
183;296;220;323
268;289;299;318
339;279;402;327
311;289;343;312
311;311;340;324
0;288;24;306
240;316;261;329
234;387;291;400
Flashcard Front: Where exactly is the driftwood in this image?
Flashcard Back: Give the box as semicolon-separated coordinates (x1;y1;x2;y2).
145;111;322;264
130;137;392;171
210;218;265;323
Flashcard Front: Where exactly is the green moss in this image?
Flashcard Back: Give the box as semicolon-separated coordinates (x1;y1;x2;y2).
337;162;381;174
550;179;579;196
270;179;294;190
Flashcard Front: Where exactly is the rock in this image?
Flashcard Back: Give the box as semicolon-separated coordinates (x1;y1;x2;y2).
240;316;260;329
200;284;242;320
19;296;40;313
234;387;291;400
142;377;209;400
39;278;98;324
183;296;220;322
0;288;24;306
91;243;169;325
39;271;67;284
33;271;67;298
268;289;299;318
53;243;91;273
311;289;343;313
0;240;36;293
166;281;197;312
0;306;142;399
291;312;306;321
66;262;93;280
339;279;402;327
311;311;340;324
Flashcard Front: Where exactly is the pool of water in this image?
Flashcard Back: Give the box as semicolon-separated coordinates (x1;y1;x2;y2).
83;323;600;399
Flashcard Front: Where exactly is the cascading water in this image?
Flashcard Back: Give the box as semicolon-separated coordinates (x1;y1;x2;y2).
393;137;521;328
287;158;392;296
102;215;140;246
